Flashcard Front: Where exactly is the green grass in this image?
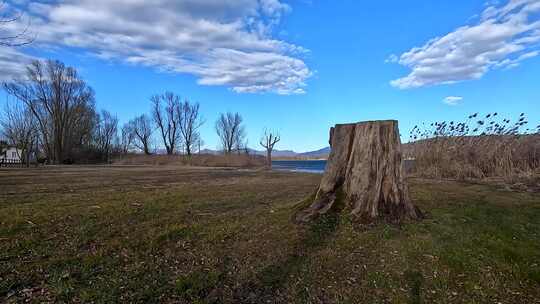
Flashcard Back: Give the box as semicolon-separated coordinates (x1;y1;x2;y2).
1;166;539;303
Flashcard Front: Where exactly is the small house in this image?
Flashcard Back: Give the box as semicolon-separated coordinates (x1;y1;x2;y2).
0;146;22;163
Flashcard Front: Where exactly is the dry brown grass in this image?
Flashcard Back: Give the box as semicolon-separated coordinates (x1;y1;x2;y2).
1;166;539;303
409;135;540;179
113;153;266;168
407;113;540;180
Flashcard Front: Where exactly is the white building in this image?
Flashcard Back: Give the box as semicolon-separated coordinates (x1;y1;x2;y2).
0;146;22;163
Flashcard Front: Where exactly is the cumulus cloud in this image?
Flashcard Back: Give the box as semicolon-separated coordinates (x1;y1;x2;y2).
443;96;463;106
1;0;311;94
389;0;540;89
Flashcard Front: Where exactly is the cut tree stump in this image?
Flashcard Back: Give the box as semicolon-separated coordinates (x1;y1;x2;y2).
296;120;422;223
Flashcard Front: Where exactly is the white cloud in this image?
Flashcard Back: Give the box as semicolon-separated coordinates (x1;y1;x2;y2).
1;0;311;95
0;47;34;81
390;0;540;89
443;96;463;106
385;54;398;63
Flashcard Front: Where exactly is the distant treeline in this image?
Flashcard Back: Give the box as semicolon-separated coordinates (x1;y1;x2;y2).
0;59;258;166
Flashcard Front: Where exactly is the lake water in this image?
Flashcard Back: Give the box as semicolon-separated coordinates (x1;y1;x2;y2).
272;160;327;174
272;159;415;174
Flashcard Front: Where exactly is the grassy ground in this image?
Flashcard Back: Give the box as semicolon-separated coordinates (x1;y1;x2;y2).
1;166;539;303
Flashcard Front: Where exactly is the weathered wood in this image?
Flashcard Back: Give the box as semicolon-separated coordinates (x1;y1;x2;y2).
296;120;422;222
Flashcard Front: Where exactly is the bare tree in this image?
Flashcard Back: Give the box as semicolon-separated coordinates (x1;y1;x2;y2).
151;92;180;155
215;112;245;154
196;138;204;154
235;134;248;155
178;100;204;156
95;110;118;162
3;60;96;164
0;1;33;46
260;129;280;168
119;122;134;155
70;105;99;161
0;101;37;166
129;114;153;155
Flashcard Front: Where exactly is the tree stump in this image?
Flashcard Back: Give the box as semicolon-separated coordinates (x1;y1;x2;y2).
296;120;422;223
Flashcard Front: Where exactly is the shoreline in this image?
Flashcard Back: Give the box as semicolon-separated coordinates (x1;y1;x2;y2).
272;158;328;161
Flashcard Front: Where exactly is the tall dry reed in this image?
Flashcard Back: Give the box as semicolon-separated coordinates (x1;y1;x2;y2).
407;113;540;180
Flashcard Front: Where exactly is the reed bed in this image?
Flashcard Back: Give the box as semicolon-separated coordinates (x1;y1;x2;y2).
407;112;540;180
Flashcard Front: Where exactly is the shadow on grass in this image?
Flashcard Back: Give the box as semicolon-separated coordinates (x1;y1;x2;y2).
234;213;342;303
404;270;424;304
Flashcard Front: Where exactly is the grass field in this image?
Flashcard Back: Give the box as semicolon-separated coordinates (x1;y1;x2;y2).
1;166;540;303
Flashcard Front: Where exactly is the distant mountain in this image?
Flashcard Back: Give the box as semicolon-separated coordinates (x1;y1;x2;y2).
253;147;330;159
298;147;330;159
248;148;298;157
145;143;416;160
268;149;298;157
196;147;331;159
199;148;220;155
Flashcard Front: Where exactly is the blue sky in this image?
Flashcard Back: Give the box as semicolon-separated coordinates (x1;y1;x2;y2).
1;0;539;152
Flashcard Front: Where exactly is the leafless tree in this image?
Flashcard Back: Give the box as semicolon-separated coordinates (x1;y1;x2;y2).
3;60;96;164
95;110;118;162
0;101;38;166
215;112;246;154
151;92;180;155
0;139;6;159
129;114;153;155
178;99;204;156
196;138;204;154
260;129;280;168
234;135;248;155
0;1;34;46
119;122;134;155
70;105;99;160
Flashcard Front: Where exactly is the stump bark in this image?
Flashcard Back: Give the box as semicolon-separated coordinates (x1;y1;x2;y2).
296;120;422;223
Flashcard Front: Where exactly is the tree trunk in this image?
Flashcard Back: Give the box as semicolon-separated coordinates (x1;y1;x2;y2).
267;149;272;169
296;120;422;223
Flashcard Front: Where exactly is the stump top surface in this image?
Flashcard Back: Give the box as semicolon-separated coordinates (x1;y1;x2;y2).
334;120;398;127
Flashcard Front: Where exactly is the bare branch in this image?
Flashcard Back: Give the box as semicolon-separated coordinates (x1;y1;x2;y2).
0;1;34;46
